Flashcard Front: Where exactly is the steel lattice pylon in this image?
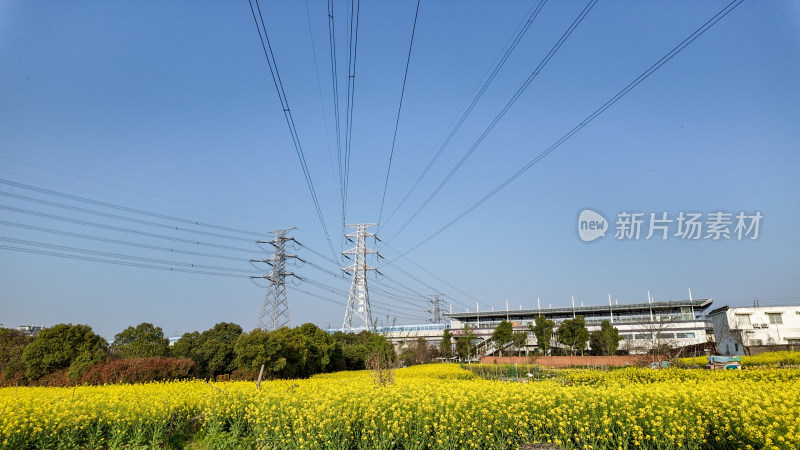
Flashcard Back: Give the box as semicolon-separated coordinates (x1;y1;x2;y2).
428;294;443;323
252;228;301;331
341;223;381;332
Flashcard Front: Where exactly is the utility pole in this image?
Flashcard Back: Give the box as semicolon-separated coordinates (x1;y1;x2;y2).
251;227;302;331
342;223;381;332
428;294;443;323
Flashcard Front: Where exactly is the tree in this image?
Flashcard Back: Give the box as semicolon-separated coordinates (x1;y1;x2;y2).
512;330;528;356
439;328;454;358
171;331;200;360
233;328;284;375
366;330;396;386
112;323;169;358
557;316;590;356
330;330;373;371
491;320;514;356
22;324;107;380
0;328;35;384
455;325;477;361
589;320;622;356
530;315;555;355
174;323;242;377
297;323;336;375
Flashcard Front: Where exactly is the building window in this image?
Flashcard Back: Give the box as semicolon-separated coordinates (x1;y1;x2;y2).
751;339;763;346
735;314;751;328
675;332;696;339
787;339;800;345
634;333;652;340
767;313;783;325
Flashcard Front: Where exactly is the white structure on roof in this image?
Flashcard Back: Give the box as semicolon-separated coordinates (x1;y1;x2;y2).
708;305;800;355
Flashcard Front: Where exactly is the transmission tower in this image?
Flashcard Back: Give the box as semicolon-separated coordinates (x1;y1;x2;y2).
250;228;303;331
428;294;443;323
342;223;382;332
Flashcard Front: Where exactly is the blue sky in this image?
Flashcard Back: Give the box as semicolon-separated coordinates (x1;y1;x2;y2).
1;1;798;339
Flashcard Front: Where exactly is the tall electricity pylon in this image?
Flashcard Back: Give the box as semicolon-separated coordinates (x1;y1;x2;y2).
428;294;443;323
251;227;302;331
342;223;382;332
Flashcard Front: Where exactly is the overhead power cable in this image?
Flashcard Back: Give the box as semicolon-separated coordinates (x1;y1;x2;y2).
0;178;263;237
248;0;339;263
0;157;277;230
385;0;597;244
0;220;253;263
0;237;259;274
0;244;248;278
380;0;548;229
341;0;361;230
304;0;338;186
0;204;256;254
394;0;746;258
376;0;422;228
326;0;345;243
0;190;255;243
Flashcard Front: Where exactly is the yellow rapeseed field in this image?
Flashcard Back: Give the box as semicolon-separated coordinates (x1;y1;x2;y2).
1;364;798;449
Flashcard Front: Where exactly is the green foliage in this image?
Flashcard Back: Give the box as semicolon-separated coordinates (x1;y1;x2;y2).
439;328;453;358
557;316;590;356
455;325;477;360
589;320;622;356
112;322;169;358
21;324;107;380
491;320;514;356
530;315;555;355
366;329;396;386
233;328;284;375
297;323;336;374
0;328;34;384
234;324;340;379
400;337;434;366
330;330;376;371
512;330;528;356
173;323;242;378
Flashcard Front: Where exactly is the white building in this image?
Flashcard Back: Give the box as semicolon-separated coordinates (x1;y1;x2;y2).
708;305;800;355
354;298;714;356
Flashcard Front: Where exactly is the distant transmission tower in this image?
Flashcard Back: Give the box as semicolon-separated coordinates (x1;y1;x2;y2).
428;294;443;323
251;228;302;331
342;223;382;332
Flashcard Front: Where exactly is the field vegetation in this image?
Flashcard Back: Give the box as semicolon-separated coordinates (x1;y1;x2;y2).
2;363;798;449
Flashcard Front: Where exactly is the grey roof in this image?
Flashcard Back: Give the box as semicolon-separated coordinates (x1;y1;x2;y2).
444;298;714;320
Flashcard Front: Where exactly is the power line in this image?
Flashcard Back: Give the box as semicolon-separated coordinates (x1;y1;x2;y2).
0;178;263;237
385;0;597;244
0;220;254;263
0;157;277;231
248;0;339;263
341;0;361;230
395;0;745;257
0;237;258;274
0;244;248;278
326;0;346;251
0;190;255;243
304;0;338;188
0;204;256;254
378;241;476;309
376;0;422;229
380;0;548;230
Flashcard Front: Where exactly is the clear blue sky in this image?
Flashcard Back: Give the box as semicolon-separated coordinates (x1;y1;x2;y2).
1;1;798;339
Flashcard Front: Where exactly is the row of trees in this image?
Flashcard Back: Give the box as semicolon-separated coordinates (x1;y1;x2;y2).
457;315;623;359
0;322;395;385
